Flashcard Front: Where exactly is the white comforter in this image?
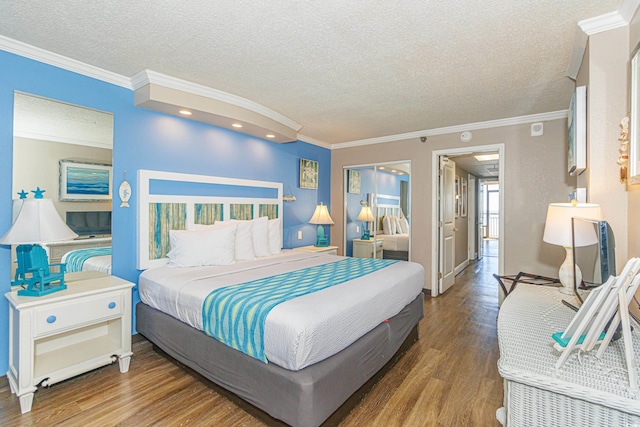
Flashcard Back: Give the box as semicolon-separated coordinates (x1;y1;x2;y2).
377;233;409;251
139;251;423;371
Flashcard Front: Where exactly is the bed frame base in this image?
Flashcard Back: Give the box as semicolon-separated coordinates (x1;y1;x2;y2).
136;294;423;427
151;325;418;426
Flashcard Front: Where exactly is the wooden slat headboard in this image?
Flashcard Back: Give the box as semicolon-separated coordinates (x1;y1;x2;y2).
137;170;283;270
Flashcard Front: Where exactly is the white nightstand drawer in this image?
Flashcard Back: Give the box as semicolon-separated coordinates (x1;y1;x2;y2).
34;291;124;337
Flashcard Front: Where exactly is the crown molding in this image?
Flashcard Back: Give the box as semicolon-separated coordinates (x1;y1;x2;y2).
0;35;131;89
566;0;640;78
297;134;332;150
578;0;640;35
332;110;568;149
132;69;302;132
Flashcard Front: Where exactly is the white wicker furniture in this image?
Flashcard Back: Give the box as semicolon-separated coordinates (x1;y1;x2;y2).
497;284;640;426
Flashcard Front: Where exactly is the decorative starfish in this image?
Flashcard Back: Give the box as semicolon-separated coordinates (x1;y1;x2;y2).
17;189;28;199
32;187;46;199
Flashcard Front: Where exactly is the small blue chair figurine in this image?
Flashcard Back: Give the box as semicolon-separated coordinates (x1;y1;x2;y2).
13;244;67;296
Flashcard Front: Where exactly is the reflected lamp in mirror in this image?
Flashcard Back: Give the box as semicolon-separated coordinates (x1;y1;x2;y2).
0;195;78;296
356;205;375;240
542;201;602;295
309;203;334;247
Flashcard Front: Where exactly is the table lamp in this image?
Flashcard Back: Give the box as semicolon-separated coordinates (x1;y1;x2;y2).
0;189;78;296
309;203;334;247
356;205;375;240
542;201;602;294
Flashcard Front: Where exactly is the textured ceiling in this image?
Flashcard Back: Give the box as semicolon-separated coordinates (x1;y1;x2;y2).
0;1;619;144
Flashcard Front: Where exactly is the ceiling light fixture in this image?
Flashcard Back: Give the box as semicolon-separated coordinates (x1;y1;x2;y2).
179;110;192;116
266;134;275;138
474;154;500;162
379;166;385;170
232;123;243;128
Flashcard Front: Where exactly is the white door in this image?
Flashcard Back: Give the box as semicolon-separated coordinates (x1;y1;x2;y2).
439;157;456;294
467;174;476;261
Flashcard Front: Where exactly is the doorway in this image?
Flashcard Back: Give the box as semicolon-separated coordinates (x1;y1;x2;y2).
431;144;504;297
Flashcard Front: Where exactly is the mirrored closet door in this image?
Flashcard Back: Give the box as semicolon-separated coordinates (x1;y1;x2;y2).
343;162;410;260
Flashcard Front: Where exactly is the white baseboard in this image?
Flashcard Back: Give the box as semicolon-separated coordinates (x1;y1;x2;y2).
455;259;470;276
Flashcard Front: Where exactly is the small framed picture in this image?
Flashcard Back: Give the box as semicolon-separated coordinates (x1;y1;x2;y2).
454;175;460;217
60;160;112;201
299;158;319;189
347;170;361;194
461;177;467;217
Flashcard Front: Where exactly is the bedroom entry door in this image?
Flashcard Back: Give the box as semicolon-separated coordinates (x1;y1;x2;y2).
439;157;456;294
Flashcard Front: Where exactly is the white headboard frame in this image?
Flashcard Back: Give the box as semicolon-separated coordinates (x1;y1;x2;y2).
370;193;403;235
137;169;283;270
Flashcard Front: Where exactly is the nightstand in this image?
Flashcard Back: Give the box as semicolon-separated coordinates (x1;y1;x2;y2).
352;238;383;259
293;245;339;255
5;274;134;414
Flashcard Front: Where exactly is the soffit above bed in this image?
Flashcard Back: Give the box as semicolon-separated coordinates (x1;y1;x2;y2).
132;70;301;144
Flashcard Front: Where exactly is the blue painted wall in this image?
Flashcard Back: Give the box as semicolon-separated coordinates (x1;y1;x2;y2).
0;50;330;374
344;168;408;256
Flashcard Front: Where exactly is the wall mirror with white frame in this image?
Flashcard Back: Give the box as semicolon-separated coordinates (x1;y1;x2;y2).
11;92;114;277
343;162;410;260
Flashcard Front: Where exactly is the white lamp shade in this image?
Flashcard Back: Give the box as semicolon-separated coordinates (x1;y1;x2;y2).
0;198;78;245
542;203;602;247
357;206;375;222
309;204;334;225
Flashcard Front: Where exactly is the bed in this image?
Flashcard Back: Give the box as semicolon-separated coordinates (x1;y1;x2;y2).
372;194;410;261
134;170;425;426
62;247;112;274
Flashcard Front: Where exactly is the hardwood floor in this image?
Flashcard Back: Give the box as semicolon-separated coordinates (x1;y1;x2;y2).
0;255;503;426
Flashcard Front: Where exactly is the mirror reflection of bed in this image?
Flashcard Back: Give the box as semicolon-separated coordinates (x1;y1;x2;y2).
344;162;410;261
11;92;114;278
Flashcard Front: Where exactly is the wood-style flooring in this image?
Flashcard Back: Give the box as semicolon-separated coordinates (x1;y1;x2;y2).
0;252;503;426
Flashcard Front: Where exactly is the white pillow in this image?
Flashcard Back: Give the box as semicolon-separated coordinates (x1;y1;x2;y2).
383;216;392;235
193;220;255;261
268;218;282;255
167;226;236;267
395;216;403;234
388;215;397;235
230;220;256;261
252;216;271;257
399;217;410;234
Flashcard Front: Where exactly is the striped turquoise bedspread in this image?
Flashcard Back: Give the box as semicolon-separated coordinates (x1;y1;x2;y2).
64;247;112;273
202;257;398;363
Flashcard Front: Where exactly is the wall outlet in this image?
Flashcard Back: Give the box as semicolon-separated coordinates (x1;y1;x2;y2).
297;230;302;240
356;226;360;233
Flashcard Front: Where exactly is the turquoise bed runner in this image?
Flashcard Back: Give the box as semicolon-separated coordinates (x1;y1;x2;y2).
64;247;111;273
202;257;398;363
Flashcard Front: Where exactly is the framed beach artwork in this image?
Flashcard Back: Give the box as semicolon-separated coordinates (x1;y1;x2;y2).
347;170;361;194
60;160;112;201
299;158;319;189
568;85;587;176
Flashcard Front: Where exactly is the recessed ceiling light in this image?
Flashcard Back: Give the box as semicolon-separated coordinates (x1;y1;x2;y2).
266;134;275;138
179;110;192;116
391;169;397;173
474;154;499;162
398;172;405;175
232;123;243;128
379;166;385;170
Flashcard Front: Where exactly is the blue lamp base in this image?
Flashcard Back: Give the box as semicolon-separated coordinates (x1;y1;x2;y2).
361;223;371;240
315;224;329;247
